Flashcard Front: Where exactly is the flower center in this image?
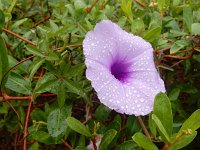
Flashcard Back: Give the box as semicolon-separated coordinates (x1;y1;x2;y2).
110;59;131;83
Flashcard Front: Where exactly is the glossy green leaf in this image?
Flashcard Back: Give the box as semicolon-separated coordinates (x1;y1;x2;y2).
153;92;173;136
47;109;67;137
99;129;117;150
66;117;91;137
143;26;161;42
5;72;31;95
170;131;197;150
191;23;200;34
132;132;158;150
57;81;66;108
0;36;9;87
152;114;171;143
179;109;200;132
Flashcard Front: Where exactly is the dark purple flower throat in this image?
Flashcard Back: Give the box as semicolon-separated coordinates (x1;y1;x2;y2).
110;58;131;83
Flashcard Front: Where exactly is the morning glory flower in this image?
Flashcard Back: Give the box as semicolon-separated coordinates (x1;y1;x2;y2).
83;20;165;116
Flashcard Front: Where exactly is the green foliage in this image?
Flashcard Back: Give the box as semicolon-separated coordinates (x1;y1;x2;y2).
132;132;158;150
99;129;117;150
0;0;200;149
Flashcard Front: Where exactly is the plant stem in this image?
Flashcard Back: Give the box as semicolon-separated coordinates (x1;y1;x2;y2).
137;116;151;140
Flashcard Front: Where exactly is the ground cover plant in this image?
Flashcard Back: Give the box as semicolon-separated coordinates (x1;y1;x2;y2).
0;0;200;150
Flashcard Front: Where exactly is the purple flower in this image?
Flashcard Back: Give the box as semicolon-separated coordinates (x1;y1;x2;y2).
83;20;165;116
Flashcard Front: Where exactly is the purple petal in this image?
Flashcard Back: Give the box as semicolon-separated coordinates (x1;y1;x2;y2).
83;20;165;116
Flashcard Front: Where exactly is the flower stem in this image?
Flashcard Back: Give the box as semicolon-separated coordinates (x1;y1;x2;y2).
137;116;151;140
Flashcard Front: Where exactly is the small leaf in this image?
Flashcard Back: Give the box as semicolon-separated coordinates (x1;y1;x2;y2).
0;10;5;32
57;81;66;108
149;113;157;137
34;73;57;93
179;109;200;132
152;114;171;143
154;92;173;136
29;59;45;80
99;129;117;150
191;23;200;34
168;88;180;101
115;140;138;150
26;45;45;57
0;36;9;87
5;72;31;95
64;79;90;104
132;132;158;150
66;117;91;137
95;104;111;121
47;109;68;137
125;115;141;139
143;26;161;42
170;40;190;53
171;131;197;150
120;0;133;22
183;5;193;32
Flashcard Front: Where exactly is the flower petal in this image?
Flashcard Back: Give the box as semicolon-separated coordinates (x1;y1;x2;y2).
83;20;152;66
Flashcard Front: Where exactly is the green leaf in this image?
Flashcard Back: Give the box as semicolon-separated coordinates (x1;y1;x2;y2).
47;109;68;137
153;92;173;136
66;117;91;137
116;140;138;150
183;5;193;32
170;40;190;53
168;88;180;101
0;36;9;87
125;115;141;139
191;23;200;34
75;146;88;150
179;109;200;132
26;45;45;57
0;10;5;32
34;73;57;93
157;0;165;12
152;114;171;143
95;104;111;121
5;72;31;95
170;131;197;150
149;113;157;137
132;132;158;150
131;18;145;34
57;81;66;108
31;130;55;144
120;0;133;22
99;129;117;150
29;142;39;150
64;79;90;104
29;59;44;80
143;26;161;42
193;54;200;63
